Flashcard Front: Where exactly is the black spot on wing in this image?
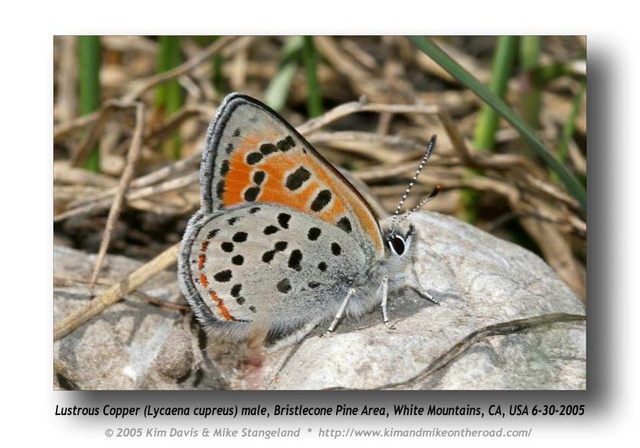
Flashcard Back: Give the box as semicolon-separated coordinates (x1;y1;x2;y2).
262;250;276;263
311;189;332;212
288;249;303;271
277;135;296;152
244;186;260;201
308;227;321;241
337;216;352;233
216;180;225;200
277;213;291;229
253;170;266;185
285;167;311;191
260;143;278;156
231;284;242;297
246;152;263;165
214;270;232;282
277;278;292;294
220;159;230;176
232;231;248;242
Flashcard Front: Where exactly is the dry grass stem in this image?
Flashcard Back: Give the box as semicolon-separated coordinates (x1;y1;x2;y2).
89;102;146;290
121;36;238;103
53;243;180;341
69;100;137;167
377;313;586;390
54;172;199;222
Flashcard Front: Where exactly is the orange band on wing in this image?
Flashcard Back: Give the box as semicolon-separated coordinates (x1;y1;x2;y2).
208;290;233;321
223;135;381;252
199;273;209;288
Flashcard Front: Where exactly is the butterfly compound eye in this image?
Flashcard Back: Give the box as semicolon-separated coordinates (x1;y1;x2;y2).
388;235;406;256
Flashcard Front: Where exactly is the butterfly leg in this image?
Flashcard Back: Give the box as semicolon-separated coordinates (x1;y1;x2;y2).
403;265;440;305
389;272;440;305
407;282;439;305
324;288;355;335
379;276;396;330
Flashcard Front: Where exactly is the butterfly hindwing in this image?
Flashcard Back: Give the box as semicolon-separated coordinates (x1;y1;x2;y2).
200;93;384;259
179;203;366;336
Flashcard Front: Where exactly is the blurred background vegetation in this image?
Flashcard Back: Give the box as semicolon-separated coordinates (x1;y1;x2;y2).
53;35;586;301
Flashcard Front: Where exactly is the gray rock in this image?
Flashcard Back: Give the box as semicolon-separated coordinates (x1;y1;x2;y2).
52;246;219;390
258;211;586;390
52;211;586;390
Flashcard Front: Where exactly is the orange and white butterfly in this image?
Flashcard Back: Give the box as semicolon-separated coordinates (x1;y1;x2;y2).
178;93;439;340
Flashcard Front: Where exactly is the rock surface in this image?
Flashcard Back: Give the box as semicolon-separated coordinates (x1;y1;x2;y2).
53;246;222;390
53;211;586;390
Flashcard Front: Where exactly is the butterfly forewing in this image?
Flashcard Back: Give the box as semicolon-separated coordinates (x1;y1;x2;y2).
200;93;384;259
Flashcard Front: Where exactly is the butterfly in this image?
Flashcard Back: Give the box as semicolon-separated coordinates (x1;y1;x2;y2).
178;93;439;341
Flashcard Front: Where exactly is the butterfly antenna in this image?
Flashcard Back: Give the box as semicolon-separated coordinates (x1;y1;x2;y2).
390;135;438;234
392;184;442;232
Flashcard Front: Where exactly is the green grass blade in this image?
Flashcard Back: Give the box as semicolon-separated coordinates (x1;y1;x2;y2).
519;35;542;130
408;36;586;212
264;36;304;112
155;36;183;160
78;35;102;172
461;36;517;222
213;51;225;93
303;36;323;117
473;36;518;150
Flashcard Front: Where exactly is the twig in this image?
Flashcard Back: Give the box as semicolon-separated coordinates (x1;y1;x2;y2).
517;196;586;300
54;162;119;188
56;37;238;148
69;99;137;167
145;104;215;148
307;131;427;163
89;102;146;291
314;35;372;83
54;110;102;142
122;36;238;103
56;36;77;124
68;151;201;208
53;243;179;341
54;274;190;312
323;313;586;390
355;159;443;183
379;313;586;390
54;172;199;222
297;97;438;136
524;173;581;211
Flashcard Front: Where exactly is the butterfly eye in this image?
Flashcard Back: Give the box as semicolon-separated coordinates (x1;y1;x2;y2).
387;234;406;256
